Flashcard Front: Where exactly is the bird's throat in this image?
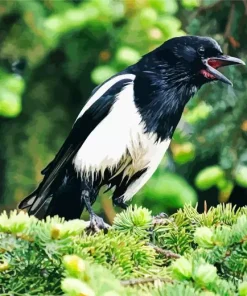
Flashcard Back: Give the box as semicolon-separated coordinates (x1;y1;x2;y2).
134;73;197;141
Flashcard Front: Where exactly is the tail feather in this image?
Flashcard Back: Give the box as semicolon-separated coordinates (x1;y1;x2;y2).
18;175;83;220
18;190;37;210
18;187;55;219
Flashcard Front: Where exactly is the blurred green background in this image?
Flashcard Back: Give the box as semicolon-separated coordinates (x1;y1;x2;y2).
1;0;247;223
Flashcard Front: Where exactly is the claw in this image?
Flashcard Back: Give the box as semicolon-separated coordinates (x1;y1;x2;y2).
154;212;169;219
152;212;170;226
86;214;110;233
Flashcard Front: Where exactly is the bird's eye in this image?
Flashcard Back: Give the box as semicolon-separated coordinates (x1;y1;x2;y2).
197;47;205;56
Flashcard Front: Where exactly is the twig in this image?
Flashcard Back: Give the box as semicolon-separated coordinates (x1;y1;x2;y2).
120;277;173;286
192;0;223;18
223;3;237;52
199;0;223;12
204;200;208;214
148;243;181;259
224;3;235;39
242;0;247;15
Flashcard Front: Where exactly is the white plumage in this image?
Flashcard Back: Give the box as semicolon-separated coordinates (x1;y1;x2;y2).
76;74;136;120
73;75;171;201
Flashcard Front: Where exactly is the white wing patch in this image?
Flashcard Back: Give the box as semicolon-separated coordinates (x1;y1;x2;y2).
73;74;171;201
76;74;136;121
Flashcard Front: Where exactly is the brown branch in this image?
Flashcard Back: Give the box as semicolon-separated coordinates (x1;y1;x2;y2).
120;277;173;287
148;243;181;259
198;0;223;13
101;194;116;224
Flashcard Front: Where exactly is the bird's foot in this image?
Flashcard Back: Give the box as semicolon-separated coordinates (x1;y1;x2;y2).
154;212;169;219
152;212;170;226
86;214;110;233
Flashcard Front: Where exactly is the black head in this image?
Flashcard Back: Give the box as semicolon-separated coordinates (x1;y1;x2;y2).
131;36;245;141
150;35;245;87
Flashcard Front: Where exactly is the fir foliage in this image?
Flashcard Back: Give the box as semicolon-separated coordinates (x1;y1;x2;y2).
0;205;247;295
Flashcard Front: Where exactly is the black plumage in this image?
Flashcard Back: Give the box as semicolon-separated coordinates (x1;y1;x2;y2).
19;78;132;220
18;36;245;230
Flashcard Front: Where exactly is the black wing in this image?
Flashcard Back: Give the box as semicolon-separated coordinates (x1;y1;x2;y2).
19;77;134;214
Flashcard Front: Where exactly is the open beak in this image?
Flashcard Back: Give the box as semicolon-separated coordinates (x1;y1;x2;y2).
203;55;245;86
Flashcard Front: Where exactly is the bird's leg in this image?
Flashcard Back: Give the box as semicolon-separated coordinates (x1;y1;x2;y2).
81;190;109;232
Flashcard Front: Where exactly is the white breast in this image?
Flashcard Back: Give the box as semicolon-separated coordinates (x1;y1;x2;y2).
73;79;171;198
73;81;138;177
122;138;170;202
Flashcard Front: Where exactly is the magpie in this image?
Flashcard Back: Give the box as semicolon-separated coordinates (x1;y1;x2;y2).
18;36;245;230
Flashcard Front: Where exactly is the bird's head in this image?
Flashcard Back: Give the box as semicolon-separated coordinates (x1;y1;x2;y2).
151;36;245;88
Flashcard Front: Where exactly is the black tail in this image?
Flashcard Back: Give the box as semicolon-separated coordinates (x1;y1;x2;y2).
18;174;83;220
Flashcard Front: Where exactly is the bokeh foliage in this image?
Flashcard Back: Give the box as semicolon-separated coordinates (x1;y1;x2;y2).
0;0;247;218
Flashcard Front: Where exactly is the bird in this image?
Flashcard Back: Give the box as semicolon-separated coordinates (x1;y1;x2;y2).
18;35;245;231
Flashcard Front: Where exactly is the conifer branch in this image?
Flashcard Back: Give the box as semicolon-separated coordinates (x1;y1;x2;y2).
120;277;173;286
1;205;247;295
148;243;181;259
